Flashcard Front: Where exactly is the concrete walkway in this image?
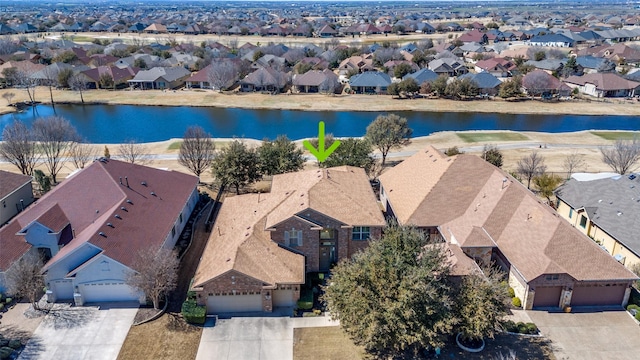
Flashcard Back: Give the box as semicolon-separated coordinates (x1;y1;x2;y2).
18;303;138;360
196;316;338;360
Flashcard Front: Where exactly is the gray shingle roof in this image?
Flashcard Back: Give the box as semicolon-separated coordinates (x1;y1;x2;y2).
459;72;502;89
130;66;191;82
556;175;640;257
403;68;439;84
349;71;391;87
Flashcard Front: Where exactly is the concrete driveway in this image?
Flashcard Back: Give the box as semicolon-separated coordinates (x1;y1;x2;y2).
196;316;338;360
18;302;138;360
527;309;640;360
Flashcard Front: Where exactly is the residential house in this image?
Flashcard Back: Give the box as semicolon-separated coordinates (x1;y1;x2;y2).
292;69;340;93
338;55;375;78
527;33;575;47
317;24;337;38
384;60;419;78
474;58;516;78
458;29;488;44
555;174;640;269
0;170;34;226
128;66;191;90
348;71;391;94
240;67;288;92
576;43;640;66
459;72;502;95
564;73;640;98
0;159;199;301
82;65;138;89
191;166;386;314
575;56;609;74
379;147;637;310
428;58;467;76
522;70;572;96
403;68;439;86
144;23;168;34
525;59;566;75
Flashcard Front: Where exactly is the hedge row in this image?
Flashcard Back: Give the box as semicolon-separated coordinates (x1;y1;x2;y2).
182;299;206;325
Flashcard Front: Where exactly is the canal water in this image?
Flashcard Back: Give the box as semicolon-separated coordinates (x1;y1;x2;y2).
1;104;638;143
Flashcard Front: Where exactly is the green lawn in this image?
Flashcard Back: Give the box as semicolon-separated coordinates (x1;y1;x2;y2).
70;36;96;43
168;141;182;150
591;131;640;141
457;132;529;143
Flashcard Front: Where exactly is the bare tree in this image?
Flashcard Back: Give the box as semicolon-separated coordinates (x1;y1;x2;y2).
517;150;547;189
69;73;87;104
14;69;38;104
42;66;60;108
563;151;586;179
117;140;150;165
69;141;97;169
0;37;20;55
522;71;554;96
126;248;179;309
178;126;215;179
32;116;81;183
0;120;40;175
2;91;15;105
207;60;237;91
600;139;640;175
5;251;45;310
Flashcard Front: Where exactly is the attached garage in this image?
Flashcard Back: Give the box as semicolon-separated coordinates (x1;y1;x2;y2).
571;284;626;307
206;294;262;314
273;289;296;308
52;279;74;300
80;282;139;303
533;286;562;308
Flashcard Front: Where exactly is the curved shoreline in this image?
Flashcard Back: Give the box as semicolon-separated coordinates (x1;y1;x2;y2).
2;87;640;116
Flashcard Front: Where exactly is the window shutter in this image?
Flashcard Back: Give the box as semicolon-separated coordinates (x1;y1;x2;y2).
284;231;290;246
297;230;303;246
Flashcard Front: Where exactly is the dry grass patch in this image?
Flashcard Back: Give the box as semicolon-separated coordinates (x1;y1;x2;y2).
293;326;365;360
293;327;555;360
591;131;640;141
457;132;529;143
168;141;182;150
117;313;202;360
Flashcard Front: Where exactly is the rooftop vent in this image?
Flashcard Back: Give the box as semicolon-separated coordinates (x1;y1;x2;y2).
630;174;637;180
115;214;122;219
141;181;147;186
120;206;127;212
98;232;106;237
107;222;114;228
126;199;133;204
151;192;156;196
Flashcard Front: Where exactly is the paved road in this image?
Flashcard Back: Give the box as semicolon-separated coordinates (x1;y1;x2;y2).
196;315;338;360
527;309;640;360
19;303;138;360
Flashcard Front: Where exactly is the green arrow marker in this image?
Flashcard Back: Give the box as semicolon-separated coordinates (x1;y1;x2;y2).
303;121;341;163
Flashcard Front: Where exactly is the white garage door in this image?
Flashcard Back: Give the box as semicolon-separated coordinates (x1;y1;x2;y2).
80;282;138;303
207;294;262;314
273;289;295;307
52;279;74;300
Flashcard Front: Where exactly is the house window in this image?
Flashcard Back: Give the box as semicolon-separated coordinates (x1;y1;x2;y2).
579;215;587;228
285;229;303;246
320;229;334;239
545;274;559;281
352;226;371;241
101;261;110;272
569;208;573;219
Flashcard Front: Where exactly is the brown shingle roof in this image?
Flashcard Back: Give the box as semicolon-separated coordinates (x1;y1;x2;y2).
0;170;31;200
1;159;198;272
382;147;637;283
266;166;385;228
192;192;305;288
193;166;384;288
564;73;640;91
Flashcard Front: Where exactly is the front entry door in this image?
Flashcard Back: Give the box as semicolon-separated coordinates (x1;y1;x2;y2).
319;242;335;271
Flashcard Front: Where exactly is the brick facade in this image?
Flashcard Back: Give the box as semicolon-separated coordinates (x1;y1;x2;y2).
196;271;265;306
271;209;383;272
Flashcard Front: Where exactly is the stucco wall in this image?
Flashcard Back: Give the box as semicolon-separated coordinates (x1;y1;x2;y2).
0;181;34;225
24;222;61;257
